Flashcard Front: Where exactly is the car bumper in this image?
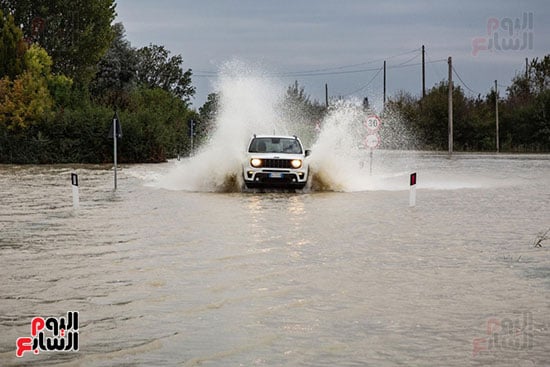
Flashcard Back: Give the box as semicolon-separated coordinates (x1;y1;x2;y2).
243;169;308;189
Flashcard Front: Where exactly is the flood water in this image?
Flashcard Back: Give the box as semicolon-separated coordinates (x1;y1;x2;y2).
1;153;549;366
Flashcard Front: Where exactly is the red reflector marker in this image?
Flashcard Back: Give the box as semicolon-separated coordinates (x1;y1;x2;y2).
409;172;417;207
410;172;417;186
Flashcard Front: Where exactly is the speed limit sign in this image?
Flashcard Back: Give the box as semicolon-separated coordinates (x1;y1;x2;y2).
365;133;381;149
365;115;381;131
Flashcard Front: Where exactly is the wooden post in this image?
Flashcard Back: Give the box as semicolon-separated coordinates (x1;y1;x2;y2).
448;56;453;156
495;80;499;153
113;116;117;190
325;83;329;108
383;60;386;108
422;45;426;98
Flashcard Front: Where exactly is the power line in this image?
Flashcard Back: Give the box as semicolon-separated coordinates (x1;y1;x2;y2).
278;66;382;77
452;65;480;95
341;66;384;97
389;52;420;69
339;53;427;97
424;51;447;82
192;48;422;78
280;48;420;75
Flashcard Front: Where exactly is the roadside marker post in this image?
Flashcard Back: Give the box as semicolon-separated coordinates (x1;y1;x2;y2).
71;173;79;209
409;172;417;207
108;111;122;190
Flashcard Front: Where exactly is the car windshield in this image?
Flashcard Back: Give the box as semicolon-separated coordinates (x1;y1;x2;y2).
248;137;302;154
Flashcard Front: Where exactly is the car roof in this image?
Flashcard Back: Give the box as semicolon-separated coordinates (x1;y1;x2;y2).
251;135;300;140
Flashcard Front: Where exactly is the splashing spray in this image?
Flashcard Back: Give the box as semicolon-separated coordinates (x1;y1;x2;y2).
156;60;288;191
155;60;417;192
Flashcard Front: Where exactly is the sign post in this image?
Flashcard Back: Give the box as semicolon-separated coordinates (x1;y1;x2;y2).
71;173;79;209
364;115;381;175
108;111;122;190
409;172;417;207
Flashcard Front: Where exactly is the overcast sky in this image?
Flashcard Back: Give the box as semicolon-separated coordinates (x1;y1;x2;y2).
115;0;550;110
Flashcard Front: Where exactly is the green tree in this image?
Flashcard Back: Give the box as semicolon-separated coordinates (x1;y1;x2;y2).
501;55;550;151
136;44;195;104
280;81;326;143
199;92;218;127
1;0;116;84
0;44;55;130
0;9;27;78
125;86;197;160
90;22;138;108
383;90;421;149
386;90;419;126
284;80;325;120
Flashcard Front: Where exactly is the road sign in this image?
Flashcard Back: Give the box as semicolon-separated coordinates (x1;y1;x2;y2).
365;133;381;149
365;115;381;132
108;112;122;139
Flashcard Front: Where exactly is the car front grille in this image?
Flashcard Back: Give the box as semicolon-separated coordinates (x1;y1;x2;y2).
262;159;292;169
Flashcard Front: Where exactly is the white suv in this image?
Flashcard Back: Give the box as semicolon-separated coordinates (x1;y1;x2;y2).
243;135;310;189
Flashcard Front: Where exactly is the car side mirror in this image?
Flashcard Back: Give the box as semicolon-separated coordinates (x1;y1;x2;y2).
305;150;311;157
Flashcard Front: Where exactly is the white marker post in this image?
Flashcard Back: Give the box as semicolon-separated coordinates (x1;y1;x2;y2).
409;172;417;207
71;173;79;209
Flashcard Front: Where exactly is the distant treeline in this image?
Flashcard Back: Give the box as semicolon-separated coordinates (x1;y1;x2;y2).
0;1;549;164
384;56;550;152
0;2;198;163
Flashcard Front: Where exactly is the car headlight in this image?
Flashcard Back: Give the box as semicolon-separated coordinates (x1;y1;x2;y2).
250;158;262;167
290;159;302;168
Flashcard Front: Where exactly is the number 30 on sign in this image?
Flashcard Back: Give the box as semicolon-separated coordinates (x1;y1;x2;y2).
365;115;381;131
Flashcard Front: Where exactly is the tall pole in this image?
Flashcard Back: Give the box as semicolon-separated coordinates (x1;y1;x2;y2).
383;60;386;108
190;119;194;154
448;56;453;156
113;116;117;190
495;80;499;153
422;45;426;98
525;57;529;79
325;83;329;108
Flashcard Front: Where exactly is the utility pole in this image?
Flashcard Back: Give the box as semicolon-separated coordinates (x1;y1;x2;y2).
383;60;386;107
448;56;453;156
495;80;499;153
325;83;329;108
189;119;195;154
422;45;426;98
113;117;117;190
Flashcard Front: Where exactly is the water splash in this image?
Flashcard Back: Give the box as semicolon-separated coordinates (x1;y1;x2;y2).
307;98;421;192
154;61;417;192
156;60;288;192
308;100;369;191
